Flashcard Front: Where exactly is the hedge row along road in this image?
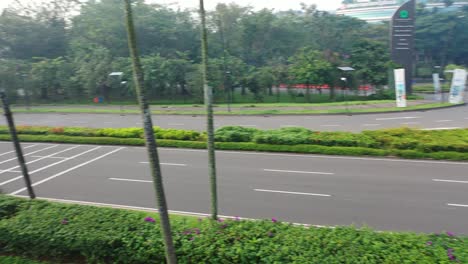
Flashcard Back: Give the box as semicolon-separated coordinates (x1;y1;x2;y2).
3;103;467;132
0;142;466;234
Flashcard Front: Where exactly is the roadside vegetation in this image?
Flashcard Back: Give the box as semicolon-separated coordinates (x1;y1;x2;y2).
0;126;467;161
0;195;466;263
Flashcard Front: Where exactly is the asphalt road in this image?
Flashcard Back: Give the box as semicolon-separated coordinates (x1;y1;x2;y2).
3;104;467;132
0;142;466;234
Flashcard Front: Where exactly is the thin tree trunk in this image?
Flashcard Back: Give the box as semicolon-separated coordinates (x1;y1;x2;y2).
0;92;35;199
199;0;218;220
123;1;177;263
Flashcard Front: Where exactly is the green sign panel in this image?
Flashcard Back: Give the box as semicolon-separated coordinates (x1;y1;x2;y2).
399;10;409;19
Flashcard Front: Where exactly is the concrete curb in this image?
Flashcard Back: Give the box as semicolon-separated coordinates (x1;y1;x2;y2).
8;103;466;117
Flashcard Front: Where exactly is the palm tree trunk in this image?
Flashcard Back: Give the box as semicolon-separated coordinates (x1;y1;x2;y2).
123;1;177;263
199;0;218;220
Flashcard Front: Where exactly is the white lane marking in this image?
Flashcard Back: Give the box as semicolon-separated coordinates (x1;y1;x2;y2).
263;169;334;175
168;123;185;126
362;124;381;127
448;204;468;208
435;120;453;123
0;170;21;173
0;146;101;187
320;125;341;127
10;147;125;195
0;144;37;157
421;127;461;131
376;116;420;121
433;179;468;184
254;188;331;197
109;177;152;183
0;146;81;175
281;125;301;127
161;148;468;165
0;145;58;165
139;162;187;167
31;156;68;159
401;122;420;125
11;195;332;229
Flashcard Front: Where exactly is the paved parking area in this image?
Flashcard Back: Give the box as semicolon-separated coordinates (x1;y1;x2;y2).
1;141;467;234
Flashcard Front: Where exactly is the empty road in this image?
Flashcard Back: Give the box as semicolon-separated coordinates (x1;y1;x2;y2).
0;142;466;234
3;104;467;132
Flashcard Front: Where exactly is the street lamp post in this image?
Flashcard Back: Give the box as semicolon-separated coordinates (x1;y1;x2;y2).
109;72;124;115
337;67;355;115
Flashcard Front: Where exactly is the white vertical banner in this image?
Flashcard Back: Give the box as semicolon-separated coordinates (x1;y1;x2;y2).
449;69;467;104
394;68;407;107
433;73;442;101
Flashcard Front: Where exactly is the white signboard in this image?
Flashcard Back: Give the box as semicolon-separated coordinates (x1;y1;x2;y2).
433;73;442;101
394;68;407;108
449;69;467;104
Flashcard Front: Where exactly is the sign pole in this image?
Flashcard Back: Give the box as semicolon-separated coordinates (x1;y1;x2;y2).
0;92;35;199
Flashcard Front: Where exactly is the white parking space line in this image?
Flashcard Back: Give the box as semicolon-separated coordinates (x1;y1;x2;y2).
421;127;461;131
376;116;420;121
0;146;81;175
31;156;68;159
254;188;331;197
109;177;152;183
139;162;187;167
435;120;454;123
448;204;468;208
0;144;37;157
0;145;58;165
0;146;102;187
263;169;334;175
10;147;125;195
433;179;468;184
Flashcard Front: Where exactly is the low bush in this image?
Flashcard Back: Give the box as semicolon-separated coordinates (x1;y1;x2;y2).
214;126;259;142
0;195;466;263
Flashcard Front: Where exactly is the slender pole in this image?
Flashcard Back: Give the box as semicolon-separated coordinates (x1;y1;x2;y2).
0;92;35;199
200;0;218;220
123;1;177;263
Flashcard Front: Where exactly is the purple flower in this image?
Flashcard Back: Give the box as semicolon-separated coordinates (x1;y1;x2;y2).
271;218;278;223
217;218;224;223
194;228;201;235
189;237;194;241
144;217;156;223
234;216;240;221
220;224;228;229
426;241;433;246
61;218;69;225
267;231;274;237
183;230;192;235
446;231;455;237
448;248;454;253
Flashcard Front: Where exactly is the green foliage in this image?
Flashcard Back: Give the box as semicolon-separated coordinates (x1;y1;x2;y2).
215;126;260;142
0;195;466;263
0;256;47;264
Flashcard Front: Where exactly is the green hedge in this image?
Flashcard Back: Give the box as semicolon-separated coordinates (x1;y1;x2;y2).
0;126;467;160
0;195;466;263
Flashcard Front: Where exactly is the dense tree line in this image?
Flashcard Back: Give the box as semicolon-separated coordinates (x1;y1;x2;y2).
0;0;466;103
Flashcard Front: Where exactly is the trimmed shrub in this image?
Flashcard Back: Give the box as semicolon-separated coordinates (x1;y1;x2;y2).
0;195;466;263
214;126;259;142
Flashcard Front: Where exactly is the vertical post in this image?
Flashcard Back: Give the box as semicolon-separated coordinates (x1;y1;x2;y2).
0;92;35;199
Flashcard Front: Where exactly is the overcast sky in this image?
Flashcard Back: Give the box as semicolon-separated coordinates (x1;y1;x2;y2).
0;0;343;12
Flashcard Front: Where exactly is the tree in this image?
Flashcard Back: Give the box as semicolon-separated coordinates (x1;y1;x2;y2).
289;48;334;102
199;0;218;220
123;1;177;263
349;39;392;87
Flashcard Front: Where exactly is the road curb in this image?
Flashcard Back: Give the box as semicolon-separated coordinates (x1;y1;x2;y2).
9;103;465;117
